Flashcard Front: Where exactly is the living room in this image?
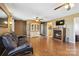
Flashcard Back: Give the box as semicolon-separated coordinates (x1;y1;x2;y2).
0;3;79;56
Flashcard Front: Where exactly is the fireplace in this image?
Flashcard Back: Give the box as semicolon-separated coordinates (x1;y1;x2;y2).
53;28;66;42
53;30;61;40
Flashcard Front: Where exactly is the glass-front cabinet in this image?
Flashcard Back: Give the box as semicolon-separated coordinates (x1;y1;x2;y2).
30;21;40;37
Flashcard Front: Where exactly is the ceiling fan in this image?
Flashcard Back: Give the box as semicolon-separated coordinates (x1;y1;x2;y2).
35;17;43;22
54;3;74;11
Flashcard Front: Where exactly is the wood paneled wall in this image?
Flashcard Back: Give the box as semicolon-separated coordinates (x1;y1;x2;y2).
14;20;26;35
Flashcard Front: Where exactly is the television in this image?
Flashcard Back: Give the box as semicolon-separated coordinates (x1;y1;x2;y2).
56;20;65;26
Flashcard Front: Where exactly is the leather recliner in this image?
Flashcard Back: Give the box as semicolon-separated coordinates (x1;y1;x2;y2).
10;32;26;46
1;33;33;56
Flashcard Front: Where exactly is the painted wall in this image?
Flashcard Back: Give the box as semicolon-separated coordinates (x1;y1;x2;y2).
12;18;15;32
0;27;8;35
26;20;30;37
47;13;79;43
47;22;53;37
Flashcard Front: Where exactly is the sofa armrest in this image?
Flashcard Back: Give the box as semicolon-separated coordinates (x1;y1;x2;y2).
8;44;33;56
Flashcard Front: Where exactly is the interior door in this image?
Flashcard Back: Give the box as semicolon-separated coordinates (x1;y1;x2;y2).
15;20;26;35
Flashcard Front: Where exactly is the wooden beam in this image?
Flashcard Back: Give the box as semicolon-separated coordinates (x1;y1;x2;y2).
0;3;12;16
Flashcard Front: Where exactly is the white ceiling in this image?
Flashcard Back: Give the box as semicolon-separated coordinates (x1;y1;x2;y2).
6;3;79;21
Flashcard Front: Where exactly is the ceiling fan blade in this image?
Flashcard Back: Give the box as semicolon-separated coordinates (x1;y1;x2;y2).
54;3;69;10
36;17;38;19
35;17;43;20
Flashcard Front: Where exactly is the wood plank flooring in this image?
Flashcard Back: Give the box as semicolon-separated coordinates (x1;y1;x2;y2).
27;36;79;56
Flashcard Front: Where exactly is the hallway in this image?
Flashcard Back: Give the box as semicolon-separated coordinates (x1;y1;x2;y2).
27;36;79;56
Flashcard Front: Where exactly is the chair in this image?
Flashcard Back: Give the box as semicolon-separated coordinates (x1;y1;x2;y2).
0;36;5;55
1;33;33;56
10;32;26;46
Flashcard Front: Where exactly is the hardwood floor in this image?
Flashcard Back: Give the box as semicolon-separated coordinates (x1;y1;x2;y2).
27;36;79;56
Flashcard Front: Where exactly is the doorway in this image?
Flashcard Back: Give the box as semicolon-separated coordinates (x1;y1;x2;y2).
74;17;79;42
40;22;47;36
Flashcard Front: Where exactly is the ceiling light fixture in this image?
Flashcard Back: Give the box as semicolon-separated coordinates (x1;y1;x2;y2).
36;19;39;22
4;21;12;24
4;21;8;24
64;4;69;8
35;17;43;22
70;3;74;8
65;3;74;9
10;22;12;24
